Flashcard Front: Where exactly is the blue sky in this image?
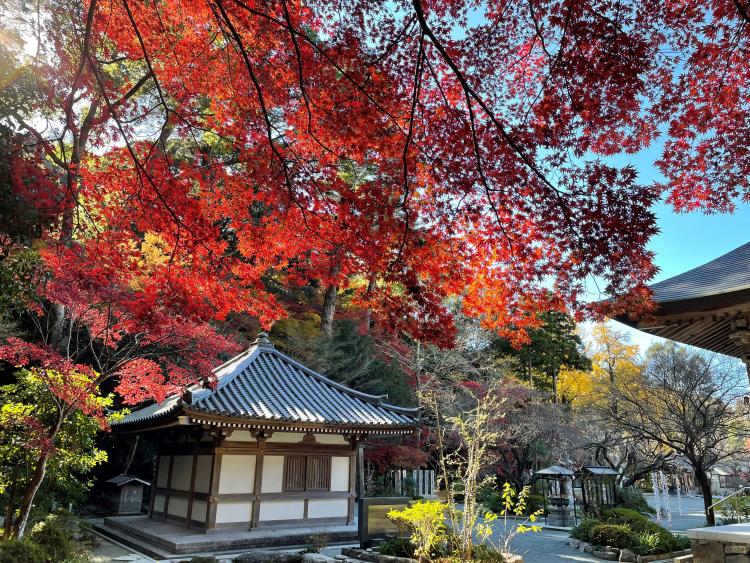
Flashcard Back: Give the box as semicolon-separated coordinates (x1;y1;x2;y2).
592;141;750;352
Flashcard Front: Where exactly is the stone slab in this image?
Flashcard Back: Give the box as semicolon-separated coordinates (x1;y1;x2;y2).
96;515;358;556
686;524;750;543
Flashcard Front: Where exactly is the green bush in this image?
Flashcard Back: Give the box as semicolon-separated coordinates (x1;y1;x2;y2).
589;524;637;548
30;516;74;562
618;487;657;515
633;531;662;555
471;543;506;562
378;537;416;558
600;508;681;553
570;518;600;541
0;540;47;563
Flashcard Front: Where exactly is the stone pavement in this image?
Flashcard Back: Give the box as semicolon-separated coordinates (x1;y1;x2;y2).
644;492;708;531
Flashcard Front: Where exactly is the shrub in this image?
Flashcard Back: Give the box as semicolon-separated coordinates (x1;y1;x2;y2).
387;500;447;560
633;531;663;556
570;518;601;541
378;537;416;558
618;487;656;515
31;515;74;562
588;524;637;548
600;508;681;552
471;543;506;562
0;540;47;563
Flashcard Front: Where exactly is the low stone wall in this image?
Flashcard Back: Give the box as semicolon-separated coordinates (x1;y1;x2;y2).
567;539;691;562
691;539;750;563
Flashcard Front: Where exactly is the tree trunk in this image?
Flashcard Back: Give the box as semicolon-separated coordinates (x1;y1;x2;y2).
320;254;341;337
13;447;53;538
3;481;16;541
362;272;377;333
321;283;337;337
695;467;715;526
48;302;66;350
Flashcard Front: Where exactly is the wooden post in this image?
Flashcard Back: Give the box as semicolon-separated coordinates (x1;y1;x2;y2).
250;431;267;529
186;433;201;528
205;430;226;530
162;454;174;522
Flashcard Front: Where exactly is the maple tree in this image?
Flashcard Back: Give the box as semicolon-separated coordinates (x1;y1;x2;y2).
1;0;750;535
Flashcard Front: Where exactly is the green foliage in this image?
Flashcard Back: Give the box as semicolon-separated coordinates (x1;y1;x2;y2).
30;515;74;562
299;533;329;554
632;531;663;556
617;487;656;515
491;310;591;393
588;524;637;548
572;508;685;555
378;537;416;558
570;518;600;541
387;500;447;560
480;487;546;516
470;543;507;562
0;539;46;563
0;371;109;523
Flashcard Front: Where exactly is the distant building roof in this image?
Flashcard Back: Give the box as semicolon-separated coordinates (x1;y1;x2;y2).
581;466;619;476
112;333;418;434
535;465;574;477
105;475;150;487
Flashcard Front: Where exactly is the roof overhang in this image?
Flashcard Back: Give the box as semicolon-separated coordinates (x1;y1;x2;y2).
616;289;750;361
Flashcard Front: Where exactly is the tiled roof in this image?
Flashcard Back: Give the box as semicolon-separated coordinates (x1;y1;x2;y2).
649;242;750;303
113;333;418;430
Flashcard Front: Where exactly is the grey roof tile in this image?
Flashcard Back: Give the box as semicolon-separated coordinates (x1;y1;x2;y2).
649;242;750;303
114;334;417;428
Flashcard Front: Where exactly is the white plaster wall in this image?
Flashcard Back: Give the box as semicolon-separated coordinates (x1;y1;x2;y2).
218;455;256;494
307;498;348;519
259;500;304;521
216;501;252;524
314;434;349;445
226;430;253;442
330;457;350;492
152;494;165;513
194;455;212;494
191;499;207;522
171;455;193;491
261;456;284;493
167;496;189;518
266;432;305;443
156;456;170;488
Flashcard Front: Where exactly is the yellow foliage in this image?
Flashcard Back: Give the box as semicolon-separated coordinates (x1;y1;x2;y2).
130;232;172;290
558;323;643;409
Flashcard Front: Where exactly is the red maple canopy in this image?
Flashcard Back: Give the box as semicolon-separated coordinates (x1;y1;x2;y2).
5;0;750;400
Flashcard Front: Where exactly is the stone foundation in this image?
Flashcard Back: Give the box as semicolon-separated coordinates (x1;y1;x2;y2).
691;539;750;563
687;523;750;563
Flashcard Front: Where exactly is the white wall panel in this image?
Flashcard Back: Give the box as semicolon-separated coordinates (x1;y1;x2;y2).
330;457;350;492
259;500;304;521
261;456;284;493
307;498;348;519
218;455;255;494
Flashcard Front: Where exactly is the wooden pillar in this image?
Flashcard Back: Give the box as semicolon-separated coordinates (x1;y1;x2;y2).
205;430;227;530
250;431;267;529
185;431;202;528
162;454;174;522
148;435;164;519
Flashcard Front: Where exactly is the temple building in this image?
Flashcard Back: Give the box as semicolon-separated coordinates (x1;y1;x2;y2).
618;241;750;378
110;332;419;534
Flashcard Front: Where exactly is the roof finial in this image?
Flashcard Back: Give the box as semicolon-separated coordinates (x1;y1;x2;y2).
254;331;274;349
